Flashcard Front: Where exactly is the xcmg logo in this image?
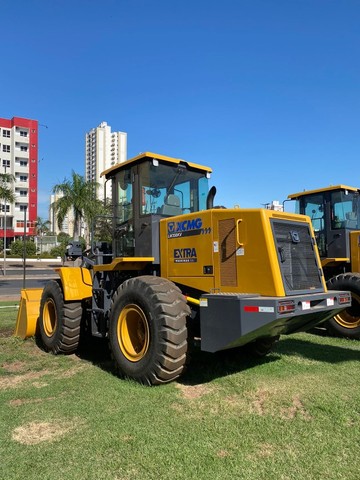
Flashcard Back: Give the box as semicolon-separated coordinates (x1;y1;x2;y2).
168;218;203;238
174;247;197;263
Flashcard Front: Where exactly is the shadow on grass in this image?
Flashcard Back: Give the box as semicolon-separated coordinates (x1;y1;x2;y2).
276;336;360;363
180;346;279;385
180;336;360;385
74;335;280;386
33;330;115;373
33;332;360;386
76;335;114;372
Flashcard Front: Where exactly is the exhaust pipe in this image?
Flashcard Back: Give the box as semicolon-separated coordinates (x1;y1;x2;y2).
206;186;217;209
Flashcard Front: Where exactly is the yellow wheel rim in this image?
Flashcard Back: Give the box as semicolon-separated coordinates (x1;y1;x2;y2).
333;292;360;329
43;298;57;337
117;304;150;362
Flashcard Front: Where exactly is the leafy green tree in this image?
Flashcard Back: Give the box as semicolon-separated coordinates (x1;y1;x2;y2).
10;239;37;257
92;201;113;243
35;217;51;253
50;245;66;258
57;232;70;245
35;216;51;236
52;171;101;240
0;172;15;204
1;173;15;255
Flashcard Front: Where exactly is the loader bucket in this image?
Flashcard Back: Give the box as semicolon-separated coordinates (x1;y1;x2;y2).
14;289;43;339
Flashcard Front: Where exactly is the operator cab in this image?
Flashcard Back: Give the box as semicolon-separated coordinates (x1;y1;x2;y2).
288;185;360;259
102;152;212;262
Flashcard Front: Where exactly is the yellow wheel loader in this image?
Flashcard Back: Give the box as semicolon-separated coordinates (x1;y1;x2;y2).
15;153;351;385
288;185;360;339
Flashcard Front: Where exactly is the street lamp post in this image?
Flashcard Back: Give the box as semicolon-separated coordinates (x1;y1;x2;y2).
23;205;27;289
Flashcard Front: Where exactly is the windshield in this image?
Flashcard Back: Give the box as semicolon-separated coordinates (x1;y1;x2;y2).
331;190;360;230
298;194;325;233
139;162;209;216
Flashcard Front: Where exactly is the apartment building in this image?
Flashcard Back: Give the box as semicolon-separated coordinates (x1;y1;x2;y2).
85;121;127;200
49;192;74;236
0;116;38;246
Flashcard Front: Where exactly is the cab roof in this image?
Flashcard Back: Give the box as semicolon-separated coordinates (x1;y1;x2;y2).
288;185;360;200
101;151;212;178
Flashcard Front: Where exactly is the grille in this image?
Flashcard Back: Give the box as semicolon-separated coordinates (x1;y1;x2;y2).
271;220;323;294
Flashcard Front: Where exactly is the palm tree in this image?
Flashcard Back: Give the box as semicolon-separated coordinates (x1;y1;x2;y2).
35;217;51;254
52;171;101;240
36;216;51;236
0;172;15;203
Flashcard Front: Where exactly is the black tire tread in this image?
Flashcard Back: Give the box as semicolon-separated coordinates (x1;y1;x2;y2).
39;280;82;354
326;272;360;339
109;275;190;385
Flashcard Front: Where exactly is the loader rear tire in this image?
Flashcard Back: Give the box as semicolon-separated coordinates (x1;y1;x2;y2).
109;276;190;385
39;280;82;354
326;273;360;339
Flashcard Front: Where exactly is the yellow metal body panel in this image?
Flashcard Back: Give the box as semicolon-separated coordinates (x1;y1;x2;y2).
14;288;43;339
321;258;350;267
101;151;212;178
160;208;324;297
350;231;360;272
55;267;92;301
288;185;359;199
93;257;155;272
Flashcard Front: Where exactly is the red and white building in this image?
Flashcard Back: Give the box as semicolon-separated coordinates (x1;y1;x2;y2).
0;116;38;246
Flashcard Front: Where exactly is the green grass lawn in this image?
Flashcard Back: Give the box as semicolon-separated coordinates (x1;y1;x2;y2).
1;304;359;480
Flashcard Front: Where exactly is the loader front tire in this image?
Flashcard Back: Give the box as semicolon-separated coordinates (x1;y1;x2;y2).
109;276;190;385
326;273;360;339
39;280;82;354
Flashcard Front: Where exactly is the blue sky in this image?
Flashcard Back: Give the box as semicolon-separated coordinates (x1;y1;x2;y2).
1;0;360;218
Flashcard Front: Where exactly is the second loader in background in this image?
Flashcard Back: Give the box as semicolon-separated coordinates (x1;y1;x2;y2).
288;185;360;339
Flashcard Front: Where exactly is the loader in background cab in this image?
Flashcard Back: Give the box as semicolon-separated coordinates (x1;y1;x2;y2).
288;185;360;339
15;153;351;385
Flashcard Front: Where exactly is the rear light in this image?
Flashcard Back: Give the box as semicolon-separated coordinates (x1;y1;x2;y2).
339;293;351;305
278;300;295;314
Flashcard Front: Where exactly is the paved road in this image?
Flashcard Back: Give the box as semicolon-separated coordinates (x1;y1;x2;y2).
0;276;58;298
2;268;58;276
0;262;60;300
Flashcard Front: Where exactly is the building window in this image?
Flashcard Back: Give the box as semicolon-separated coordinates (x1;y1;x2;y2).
19;205;27;212
20;146;28;152
2;159;10;168
20;160;28;167
2;145;10;153
0;205;10;213
20;131;28;137
19;175;28;182
19;190;27;196
2;130;10;138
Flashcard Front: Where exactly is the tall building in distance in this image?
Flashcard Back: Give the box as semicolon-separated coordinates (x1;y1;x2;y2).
0;116;38;246
49;192;75;236
85;121;127;200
